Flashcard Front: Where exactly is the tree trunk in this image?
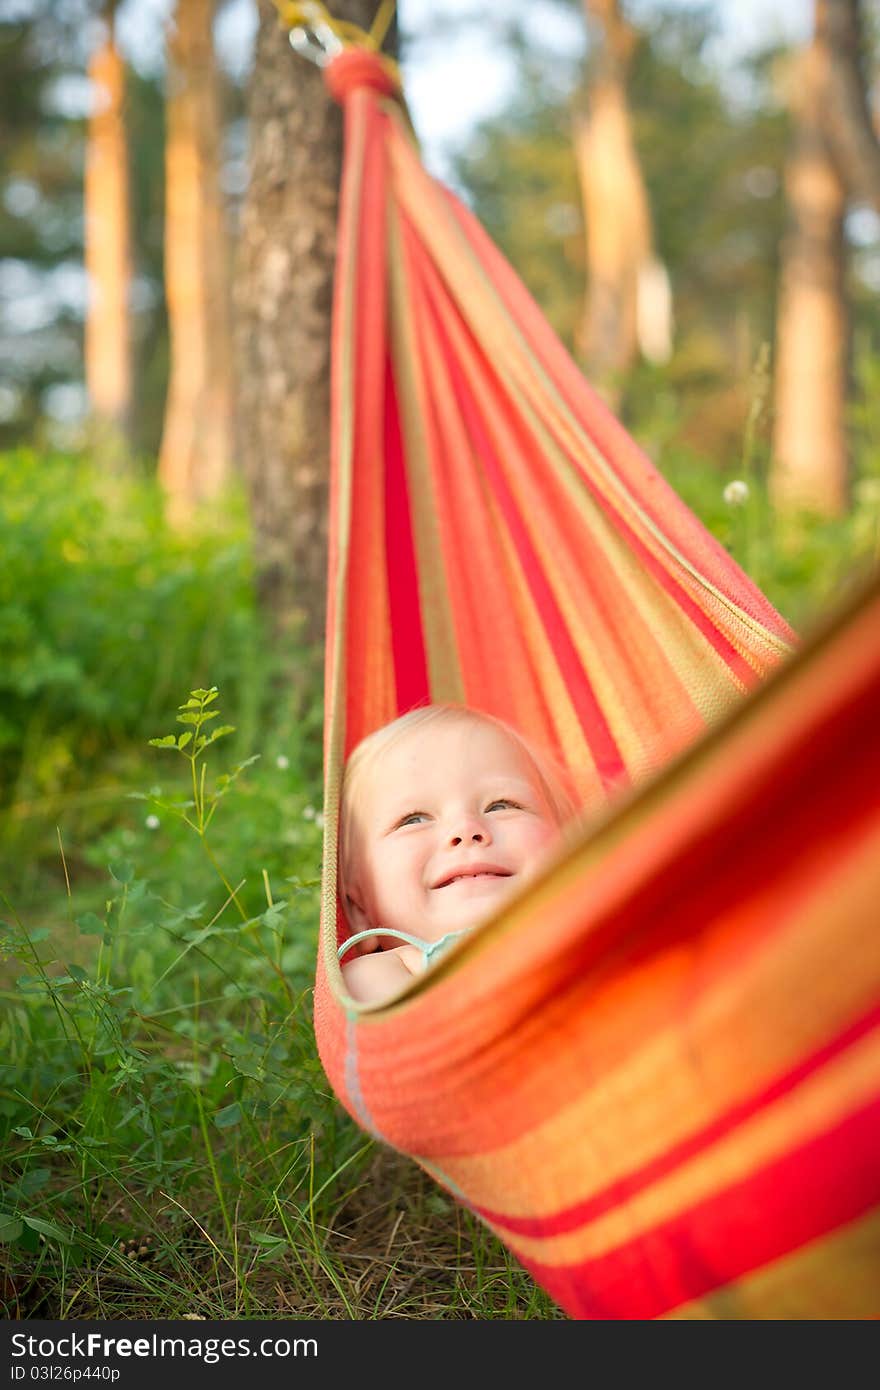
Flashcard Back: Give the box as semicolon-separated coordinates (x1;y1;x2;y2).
84;3;132;455
771;30;849;517
234;1;396;648
819;0;880;214
159;0;234;522
575;0;665;405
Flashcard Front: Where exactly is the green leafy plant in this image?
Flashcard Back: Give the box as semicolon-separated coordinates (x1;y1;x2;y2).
143;687;259;920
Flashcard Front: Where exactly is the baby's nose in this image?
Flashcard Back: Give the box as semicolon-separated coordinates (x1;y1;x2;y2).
448;813;491;847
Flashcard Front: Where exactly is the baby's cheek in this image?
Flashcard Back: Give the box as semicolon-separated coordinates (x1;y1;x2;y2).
524;823;561;868
388;846;423;895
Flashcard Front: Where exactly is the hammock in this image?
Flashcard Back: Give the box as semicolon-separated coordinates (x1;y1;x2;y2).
310;47;880;1319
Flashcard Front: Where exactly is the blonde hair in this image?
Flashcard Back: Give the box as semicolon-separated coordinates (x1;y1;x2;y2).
338;703;579;903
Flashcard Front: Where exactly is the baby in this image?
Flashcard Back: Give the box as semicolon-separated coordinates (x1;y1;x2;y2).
337;703;578;1003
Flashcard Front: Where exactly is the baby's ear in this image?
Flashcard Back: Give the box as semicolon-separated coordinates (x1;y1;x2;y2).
343;893;381;957
344;891;372;934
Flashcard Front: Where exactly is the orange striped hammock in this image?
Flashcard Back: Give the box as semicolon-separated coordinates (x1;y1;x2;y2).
312;50;880;1319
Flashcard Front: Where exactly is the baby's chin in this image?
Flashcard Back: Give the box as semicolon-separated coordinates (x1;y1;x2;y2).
427;873;519;934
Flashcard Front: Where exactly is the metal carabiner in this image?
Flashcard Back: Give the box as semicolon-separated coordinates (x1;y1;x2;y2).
288;13;344;68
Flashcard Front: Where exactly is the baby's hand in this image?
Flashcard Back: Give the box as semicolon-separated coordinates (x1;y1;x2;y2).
347;931;424;970
340;942;420;1003
348;933;382;957
395;944;425;976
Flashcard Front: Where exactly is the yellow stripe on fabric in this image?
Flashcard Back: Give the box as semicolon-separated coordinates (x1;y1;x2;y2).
417;278;704;773
489;510;604;805
386;200;464;702
386;114;791;670
664;1209;880;1319
385;132;778;760
398;246;602;798
430;818;880;1218
351;181;396;734
482;1024;880;1269
504;397;753;746
321;96;366;984
486;367;757;713
501;352;788;677
395;250;521;723
409;179;782;671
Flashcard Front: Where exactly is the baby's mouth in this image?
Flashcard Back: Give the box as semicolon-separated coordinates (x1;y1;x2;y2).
432;868;513;890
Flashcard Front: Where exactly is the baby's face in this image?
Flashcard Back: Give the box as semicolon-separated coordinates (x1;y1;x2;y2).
346;720;562;945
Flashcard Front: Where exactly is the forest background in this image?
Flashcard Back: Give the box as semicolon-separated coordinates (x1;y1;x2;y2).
1;0;879;1320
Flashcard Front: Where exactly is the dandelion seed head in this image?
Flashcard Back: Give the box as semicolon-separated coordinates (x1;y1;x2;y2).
724;480;749;506
275;754;290;771
145;814;160;831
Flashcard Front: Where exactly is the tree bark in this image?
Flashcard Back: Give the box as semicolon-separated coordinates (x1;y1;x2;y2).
818;0;880;213
159;0;234;522
84;2;132;455
235;0;396;648
771;35;849;517
575;0;665;405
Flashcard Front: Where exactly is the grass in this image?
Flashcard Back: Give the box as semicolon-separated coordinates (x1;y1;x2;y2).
1;418;878;1321
1;662;559;1320
0;664;611;1321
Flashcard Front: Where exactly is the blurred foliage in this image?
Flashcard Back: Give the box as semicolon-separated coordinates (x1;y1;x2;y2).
451;2;880;463
0;688;349;1318
0;1;244;458
0;685;554;1319
0;3;92;446
0;451;323;909
2;0;878;473
122;63;169;461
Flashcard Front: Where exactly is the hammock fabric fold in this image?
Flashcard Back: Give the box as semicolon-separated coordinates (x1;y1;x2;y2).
312;50;880;1319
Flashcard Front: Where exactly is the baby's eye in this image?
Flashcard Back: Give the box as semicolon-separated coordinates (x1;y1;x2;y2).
486;799;523;812
396;811;428;827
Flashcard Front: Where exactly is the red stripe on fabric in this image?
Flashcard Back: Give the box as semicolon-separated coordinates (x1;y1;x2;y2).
601;503;760;689
325;94;367;759
435;180;796;645
340;98;393;751
383;355;430;712
473;1003;880;1239
401;179;772;688
435;308;627;791
406;201;755;709
519;1092;880;1320
397;218;583;763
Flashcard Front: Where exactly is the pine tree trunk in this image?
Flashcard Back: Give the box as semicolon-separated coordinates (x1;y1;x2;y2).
575;0;663;405
820;0;880;215
771;36;849;517
234;0;395;647
159;0;233;522
84;4;132;454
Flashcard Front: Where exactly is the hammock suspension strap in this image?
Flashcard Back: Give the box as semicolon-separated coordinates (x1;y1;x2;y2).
274;0;399;74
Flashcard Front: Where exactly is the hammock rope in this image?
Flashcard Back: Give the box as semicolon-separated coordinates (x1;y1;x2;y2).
274;0;400;76
272;28;880;1319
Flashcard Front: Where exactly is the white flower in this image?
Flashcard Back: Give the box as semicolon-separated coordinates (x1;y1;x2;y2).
302;804;316;820
723;479;749;506
275;754;290;771
315;812;325;829
145;815;160;831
